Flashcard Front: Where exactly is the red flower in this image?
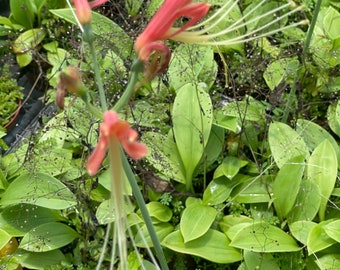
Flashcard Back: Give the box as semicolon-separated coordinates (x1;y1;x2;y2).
134;0;210;76
73;0;109;25
87;111;147;175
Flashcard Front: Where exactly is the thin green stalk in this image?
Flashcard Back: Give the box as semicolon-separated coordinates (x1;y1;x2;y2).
83;24;107;111
113;59;145;112
282;1;322;123
302;0;322;60
122;152;169;270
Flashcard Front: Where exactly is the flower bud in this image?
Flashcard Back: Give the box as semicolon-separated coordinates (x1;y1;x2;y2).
59;66;87;101
73;0;92;25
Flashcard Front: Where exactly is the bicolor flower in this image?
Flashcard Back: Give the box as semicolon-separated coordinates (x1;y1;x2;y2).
87;111;147;175
135;0;306;76
134;0;210;78
73;0;109;25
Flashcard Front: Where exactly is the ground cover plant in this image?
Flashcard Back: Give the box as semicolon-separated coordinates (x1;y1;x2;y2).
0;0;340;269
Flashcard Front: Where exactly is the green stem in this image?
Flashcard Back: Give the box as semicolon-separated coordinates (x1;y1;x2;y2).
113;59;144;112
282;2;322;123
83;24;107;111
122;153;169;270
302;0;322;60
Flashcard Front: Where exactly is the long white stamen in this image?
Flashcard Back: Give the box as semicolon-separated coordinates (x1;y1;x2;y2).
206;2;301;40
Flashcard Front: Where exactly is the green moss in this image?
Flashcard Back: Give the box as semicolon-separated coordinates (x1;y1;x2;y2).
0;64;23;127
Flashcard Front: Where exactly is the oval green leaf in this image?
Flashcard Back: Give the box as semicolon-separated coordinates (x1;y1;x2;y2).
180;204;217;243
162;229;242;264
268;122;309;168
19;222;79;252
13;29;46;53
307;139;337;221
230;222;301;252
0;173;77;209
172;83;212;188
273;155;305;220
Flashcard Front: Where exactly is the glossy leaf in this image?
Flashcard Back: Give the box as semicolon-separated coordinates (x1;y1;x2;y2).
243;250;280;270
134;223;174;248
0;204;62;236
96;199;134;225
273;155;305;220
268;122;309;168
19;222;79;252
219;215;253;235
324;220;340;242
143;202;172;223
172;83;212;189
10;0;35;29
307;139;337;221
289;221;317;246
219;156;248;180
15;249;65;269
162;229;242;264
16;51;33;67
203;177;233;206
0;173;77;209
13;29;46;53
316;254;340;270
287;179;321;223
296;119;340;167
230;222;301;252
180;204;217;243
327;100;340;137
0;229;11;250
307;220;336;255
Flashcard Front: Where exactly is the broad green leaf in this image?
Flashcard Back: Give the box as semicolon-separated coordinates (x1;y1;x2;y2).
230;222;301;252
219;215;253;235
96;199;134;225
16;52;33;67
218;156;248;180
203;177;233;206
307;220;336;255
180;204;217;243
19;222;78;252
214;113;240;133
204;125;225;167
316;254;340;270
244;250;280;270
50;9;132;59
289;221;317;246
323;6;340;40
268;122;309;168
142;202;172;223
10;0;35;29
0;204;62;236
324;220;340;242
232;175;274;203
296;119;340;167
168;44;217;90
307;140;337;221
287;179;321;223
162;229;242;264
143;131;186;183
134;223;174;248
15;249;65;269
172;83;212;189
0;229;11;250
273;155;305;220
0;173;77;209
13;29;46;53
263;57;300;90
327;100;340;137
